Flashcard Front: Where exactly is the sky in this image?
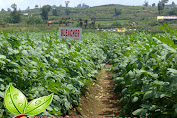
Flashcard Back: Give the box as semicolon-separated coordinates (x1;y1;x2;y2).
0;0;175;10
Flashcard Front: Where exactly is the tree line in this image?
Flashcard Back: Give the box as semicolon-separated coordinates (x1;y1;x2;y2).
1;1;177;24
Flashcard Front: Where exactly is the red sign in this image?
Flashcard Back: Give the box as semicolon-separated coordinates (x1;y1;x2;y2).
59;27;82;40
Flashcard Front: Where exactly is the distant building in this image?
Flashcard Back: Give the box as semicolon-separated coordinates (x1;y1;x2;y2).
165;2;177;8
82;3;90;8
35;5;39;9
23;13;29;16
76;3;90;8
157;16;177;21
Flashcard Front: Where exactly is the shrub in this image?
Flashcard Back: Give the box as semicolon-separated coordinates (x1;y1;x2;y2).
26;17;43;24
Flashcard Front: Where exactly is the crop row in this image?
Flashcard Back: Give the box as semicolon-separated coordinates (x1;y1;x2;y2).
0;31;106;117
104;32;177;117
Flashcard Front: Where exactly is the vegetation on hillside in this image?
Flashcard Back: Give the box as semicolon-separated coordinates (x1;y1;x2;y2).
0;2;176;32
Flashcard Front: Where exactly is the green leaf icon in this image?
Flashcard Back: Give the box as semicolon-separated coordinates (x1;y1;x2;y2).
4;84;27;115
24;94;53;116
4;84;53;116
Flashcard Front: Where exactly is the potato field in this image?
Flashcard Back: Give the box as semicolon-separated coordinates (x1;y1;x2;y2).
0;30;177;118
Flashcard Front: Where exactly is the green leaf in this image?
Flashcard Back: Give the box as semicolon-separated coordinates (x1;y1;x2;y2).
132;108;147;116
0;55;6;59
53;95;60;101
166;53;174;60
0;91;4;98
121;88;128;96
0;60;6;64
133;91;144;95
21;50;28;56
24;94;53;116
2;30;8;38
175;108;177;114
132;96;139;103
0;84;5;90
22;69;28;76
46;106;53;111
173;104;177;109
149;105;157;111
167;68;177;75
13;50;19;54
132;108;144;115
143;90;153;100
9;62;19;68
4;84;27;115
53;58;59;63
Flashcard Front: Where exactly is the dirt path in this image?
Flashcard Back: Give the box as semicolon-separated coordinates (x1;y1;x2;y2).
69;65;121;117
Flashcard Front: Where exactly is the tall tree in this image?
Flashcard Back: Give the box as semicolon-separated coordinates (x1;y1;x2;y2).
169;7;177;15
40;5;51;20
35;5;39;8
52;8;58;16
172;1;175;6
82;3;89;8
10;4;21;23
1;8;5;12
11;3;17;10
114;8;122;16
158;2;164;15
162;0;169;3
152;3;156;7
7;8;11;12
65;9;71;15
144;0;149;7
157;0;168;15
77;4;82;8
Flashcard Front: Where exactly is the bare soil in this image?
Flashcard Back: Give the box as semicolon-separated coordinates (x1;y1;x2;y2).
69;65;121;117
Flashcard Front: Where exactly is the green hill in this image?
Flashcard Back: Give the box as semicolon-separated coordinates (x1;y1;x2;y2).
0;4;176;32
